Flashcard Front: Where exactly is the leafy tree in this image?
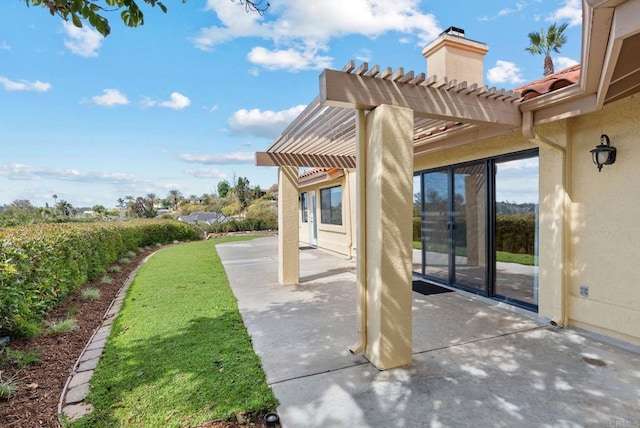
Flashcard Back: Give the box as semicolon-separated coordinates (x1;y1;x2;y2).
217;180;231;199
246;198;276;224
23;0;270;37
525;22;569;76
235;176;251;209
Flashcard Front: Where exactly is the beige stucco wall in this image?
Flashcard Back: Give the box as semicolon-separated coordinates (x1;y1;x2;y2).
298;171;356;257
294;94;640;347
566;94;640;345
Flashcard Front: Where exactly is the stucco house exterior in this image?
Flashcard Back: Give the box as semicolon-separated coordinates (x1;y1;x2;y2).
256;0;640;370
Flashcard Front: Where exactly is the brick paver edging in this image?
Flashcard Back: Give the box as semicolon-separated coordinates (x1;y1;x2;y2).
57;252;157;423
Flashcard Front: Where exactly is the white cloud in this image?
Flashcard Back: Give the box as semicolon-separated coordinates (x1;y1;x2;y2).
247;46;332;71
554;56;579;70
0;163;137;184
355;49;372;63
194;0;441;70
498;1;526;17
184;168;228;179
63;22;103;57
228;105;306;139
0;76;51;92
548;0;582;27
0;41;10;50
91;89;129;107
178;152;255;165
159;92;191;110
487;60;525;85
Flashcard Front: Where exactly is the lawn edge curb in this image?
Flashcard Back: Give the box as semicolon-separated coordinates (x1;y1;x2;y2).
57;251;159;424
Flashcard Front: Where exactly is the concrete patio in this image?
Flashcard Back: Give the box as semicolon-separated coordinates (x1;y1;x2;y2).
218;236;640;428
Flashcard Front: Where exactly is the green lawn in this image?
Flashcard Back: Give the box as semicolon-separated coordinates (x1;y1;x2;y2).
412;241;535;266
70;237;277;427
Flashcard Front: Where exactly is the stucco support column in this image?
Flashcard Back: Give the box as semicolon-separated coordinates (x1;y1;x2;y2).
278;166;299;285
538;144;566;324
364;104;414;370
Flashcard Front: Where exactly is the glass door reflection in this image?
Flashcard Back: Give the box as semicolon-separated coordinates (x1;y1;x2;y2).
452;164;487;292
494;157;539;307
422;171;450;282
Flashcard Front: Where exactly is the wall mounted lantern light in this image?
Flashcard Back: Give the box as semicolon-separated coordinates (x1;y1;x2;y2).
590;134;617;172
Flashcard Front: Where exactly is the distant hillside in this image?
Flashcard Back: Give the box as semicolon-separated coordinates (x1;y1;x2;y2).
496;201;537;215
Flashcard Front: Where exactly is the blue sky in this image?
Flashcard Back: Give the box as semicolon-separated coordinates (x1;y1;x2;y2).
0;0;582;208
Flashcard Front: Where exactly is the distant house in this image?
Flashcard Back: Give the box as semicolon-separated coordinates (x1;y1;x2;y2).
257;0;640;370
177;212;230;226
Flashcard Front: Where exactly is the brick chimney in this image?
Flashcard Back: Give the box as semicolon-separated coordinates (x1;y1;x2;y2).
422;27;489;85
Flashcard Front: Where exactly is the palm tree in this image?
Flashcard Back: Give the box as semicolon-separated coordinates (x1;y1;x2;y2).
525;22;569;76
56;200;73;217
116;197;125;209
146;193;157;207
167;189;183;210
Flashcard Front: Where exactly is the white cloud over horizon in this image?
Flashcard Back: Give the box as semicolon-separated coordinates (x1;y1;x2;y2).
194;0;442;72
487;60;525;85
548;0;582;27
63;22;103;57
91;89;129;107
143;92;191;110
0;163;138;184
247;46;332;71
184;168;228;179
498;1;526;17
160;92;191;110
228;105;306;139
554;56;579;70
178;152;255;165
0;76;51;92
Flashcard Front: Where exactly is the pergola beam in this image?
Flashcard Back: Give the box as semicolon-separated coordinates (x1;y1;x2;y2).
255;151;356;169
319;69;522;127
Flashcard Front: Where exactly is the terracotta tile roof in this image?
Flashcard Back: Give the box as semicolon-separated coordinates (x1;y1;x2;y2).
515;64;581;101
299;168;329;179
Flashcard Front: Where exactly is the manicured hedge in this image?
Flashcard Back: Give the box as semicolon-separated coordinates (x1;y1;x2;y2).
412;214;536;255
206;217;277;234
0;220;199;337
495;213;536;255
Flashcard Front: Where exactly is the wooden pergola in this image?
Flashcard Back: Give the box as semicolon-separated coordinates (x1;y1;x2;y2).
256;60;522;169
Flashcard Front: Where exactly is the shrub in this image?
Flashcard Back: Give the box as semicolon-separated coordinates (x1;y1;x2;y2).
495;214;536;255
66;303;80;317
46;318;78;334
0;219;199;337
100;275;113;284
1;348;40;368
0;374;17;400
81;287;101;301
413;217;421;242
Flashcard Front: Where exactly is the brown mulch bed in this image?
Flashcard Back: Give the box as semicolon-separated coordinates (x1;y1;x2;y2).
0;246;274;428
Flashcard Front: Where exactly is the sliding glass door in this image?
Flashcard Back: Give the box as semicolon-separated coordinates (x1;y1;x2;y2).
418;164;488;292
494;156;539;307
414;150;539;310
